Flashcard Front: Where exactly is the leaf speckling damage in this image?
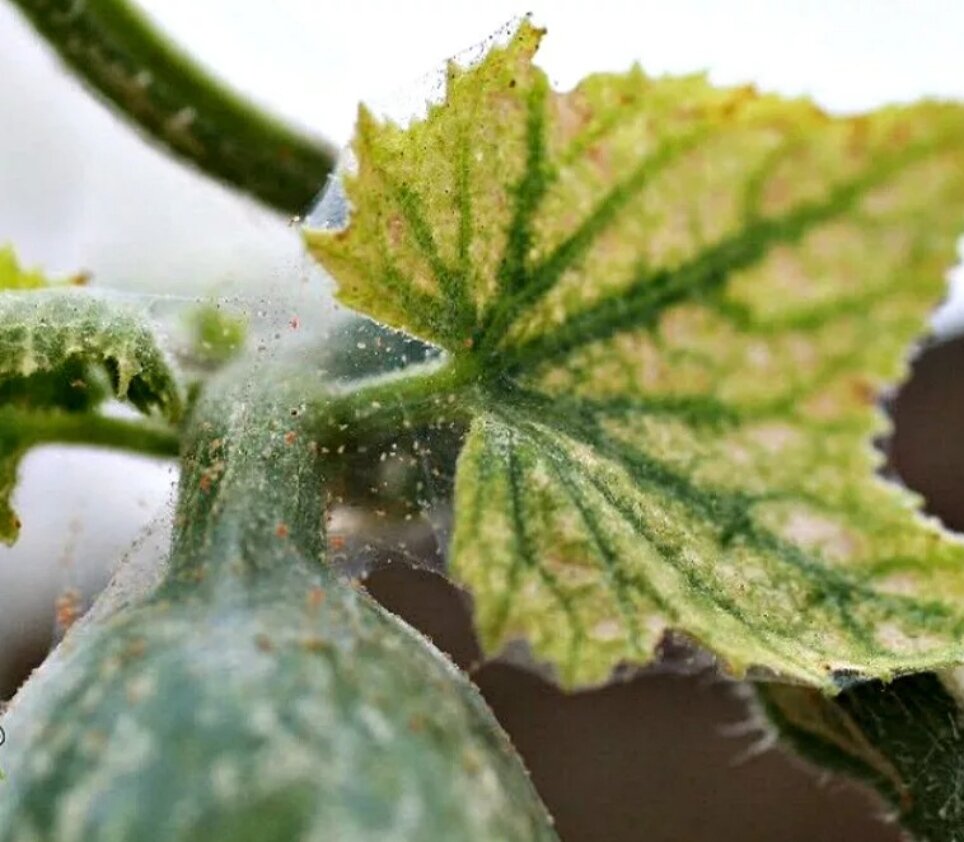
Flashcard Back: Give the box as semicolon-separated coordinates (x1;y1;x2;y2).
307;21;964;690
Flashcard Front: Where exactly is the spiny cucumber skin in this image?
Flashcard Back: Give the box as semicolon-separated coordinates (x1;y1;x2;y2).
0;571;557;842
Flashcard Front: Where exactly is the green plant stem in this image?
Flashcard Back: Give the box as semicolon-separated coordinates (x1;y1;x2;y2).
9;0;337;214
0;356;477;476
7;408;179;458
4;356;475;487
167;369;328;586
310;356;481;449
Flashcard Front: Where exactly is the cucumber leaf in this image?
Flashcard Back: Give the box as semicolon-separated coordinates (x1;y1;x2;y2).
306;22;964;689
0;275;182;544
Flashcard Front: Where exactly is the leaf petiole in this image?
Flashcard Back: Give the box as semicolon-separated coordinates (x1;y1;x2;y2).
308;354;481;449
1;407;180;459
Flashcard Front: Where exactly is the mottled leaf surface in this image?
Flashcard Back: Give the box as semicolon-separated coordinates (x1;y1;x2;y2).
307;22;964;689
0;286;181;542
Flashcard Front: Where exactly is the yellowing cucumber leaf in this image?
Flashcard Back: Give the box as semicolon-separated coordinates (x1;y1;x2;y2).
306;21;964;690
0;285;182;543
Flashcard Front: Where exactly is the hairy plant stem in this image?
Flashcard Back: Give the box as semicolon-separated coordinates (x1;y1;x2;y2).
164;351;477;584
2;407;179;458
1;355;477;478
9;0;336;214
309;354;481;450
167;366;329;587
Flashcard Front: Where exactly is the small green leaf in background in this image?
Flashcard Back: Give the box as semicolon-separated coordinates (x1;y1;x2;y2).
0;261;182;544
0;243;88;289
186;303;248;366
0;245;47;290
758;673;964;841
307;21;964;690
